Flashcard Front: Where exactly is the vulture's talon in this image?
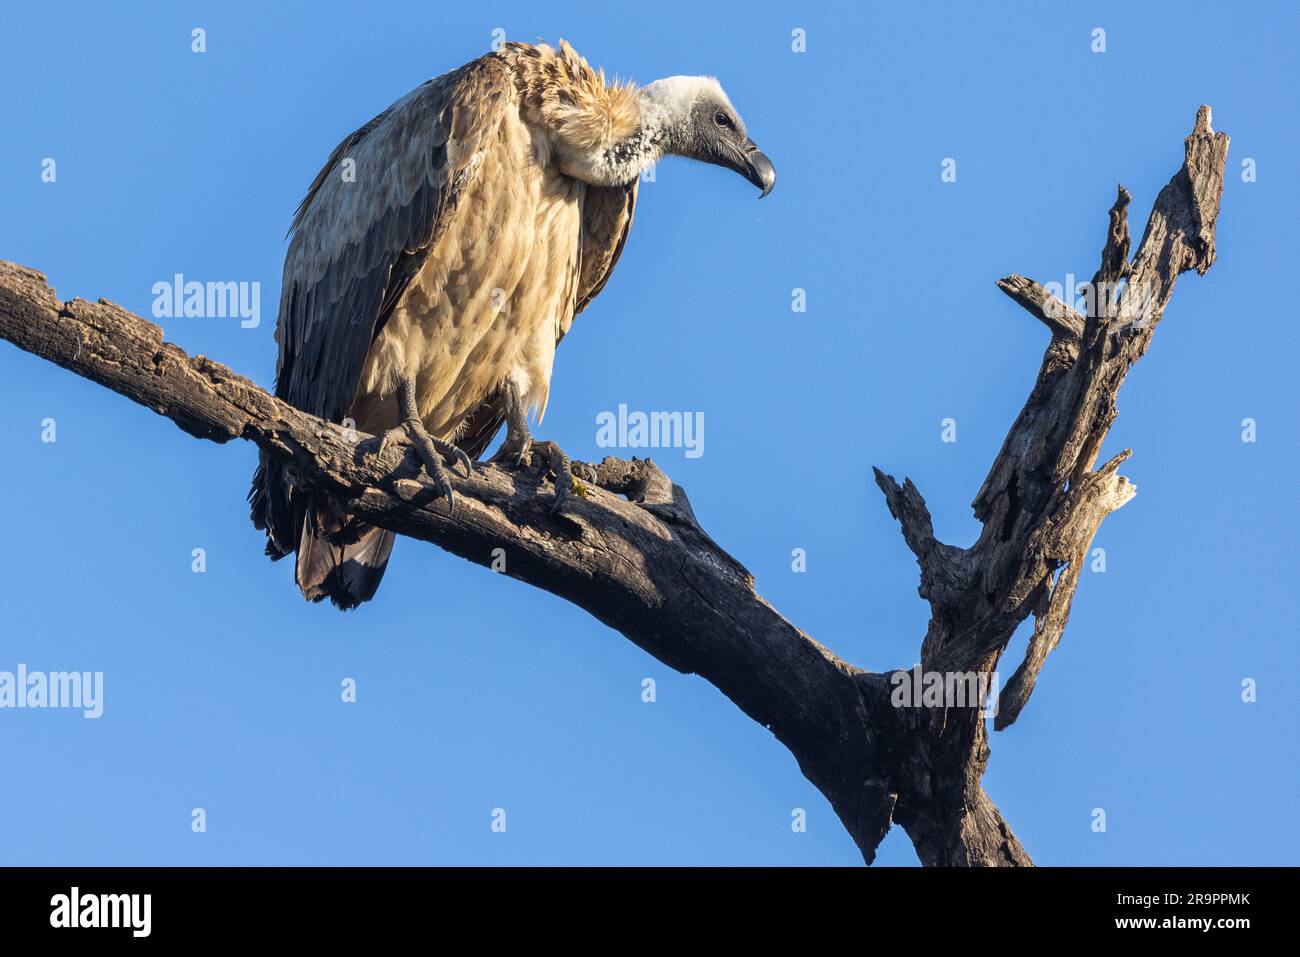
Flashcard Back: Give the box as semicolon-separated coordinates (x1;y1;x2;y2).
490;433;532;469
495;382;586;513
374;425;407;458
444;442;474;478
531;440;582;514
381;416;465;515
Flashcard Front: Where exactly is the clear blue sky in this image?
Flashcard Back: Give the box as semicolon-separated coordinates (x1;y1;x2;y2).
1;1;1295;865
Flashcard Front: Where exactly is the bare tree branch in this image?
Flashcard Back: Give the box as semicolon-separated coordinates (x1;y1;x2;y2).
0;107;1227;866
995;274;1085;341
0;257;902;862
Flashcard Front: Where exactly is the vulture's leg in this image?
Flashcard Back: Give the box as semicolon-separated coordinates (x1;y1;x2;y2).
491;381;591;514
491;380;533;467
375;377;472;513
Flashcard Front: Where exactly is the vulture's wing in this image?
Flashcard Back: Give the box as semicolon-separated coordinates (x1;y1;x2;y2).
274;56;514;423
572;179;639;324
455;180;639;460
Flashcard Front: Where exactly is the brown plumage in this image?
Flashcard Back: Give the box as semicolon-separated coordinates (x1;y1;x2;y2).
250;40;775;608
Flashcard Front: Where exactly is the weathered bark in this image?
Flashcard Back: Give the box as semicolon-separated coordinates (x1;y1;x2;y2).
0;108;1227;866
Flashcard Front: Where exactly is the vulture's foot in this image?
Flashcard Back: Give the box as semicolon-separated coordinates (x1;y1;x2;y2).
532;440;594;514
374;376;473;514
491;380;590;513
490;431;591;513
491;429;533;469
375;419;472;515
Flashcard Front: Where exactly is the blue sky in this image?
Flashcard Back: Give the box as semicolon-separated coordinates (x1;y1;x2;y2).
0;1;1295;865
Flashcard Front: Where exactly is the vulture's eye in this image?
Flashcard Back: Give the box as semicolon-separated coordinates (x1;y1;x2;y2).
714;111;732;128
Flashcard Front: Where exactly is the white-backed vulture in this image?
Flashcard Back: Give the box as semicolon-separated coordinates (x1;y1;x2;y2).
249;40;776;609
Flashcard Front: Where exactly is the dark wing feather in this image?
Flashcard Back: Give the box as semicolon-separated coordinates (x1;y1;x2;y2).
573;180;638;322
455;180;639;461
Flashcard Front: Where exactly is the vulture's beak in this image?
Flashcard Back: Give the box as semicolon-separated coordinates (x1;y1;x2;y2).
717;138;776;197
741;139;776;197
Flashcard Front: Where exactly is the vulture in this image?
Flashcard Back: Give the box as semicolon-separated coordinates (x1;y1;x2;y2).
249;40;776;609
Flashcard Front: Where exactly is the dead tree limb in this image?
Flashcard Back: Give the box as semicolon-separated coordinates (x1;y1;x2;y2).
0;107;1227;866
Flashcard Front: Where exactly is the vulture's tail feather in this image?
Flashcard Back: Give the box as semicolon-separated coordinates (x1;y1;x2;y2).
249;454;302;560
295;496;396;610
250;452;395;609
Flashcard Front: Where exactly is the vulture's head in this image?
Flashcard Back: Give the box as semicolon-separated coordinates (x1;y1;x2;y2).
637;76;776;197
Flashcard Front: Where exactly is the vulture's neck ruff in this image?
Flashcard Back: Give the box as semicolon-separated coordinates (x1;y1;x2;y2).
592;77;736;186
500;42;745;190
